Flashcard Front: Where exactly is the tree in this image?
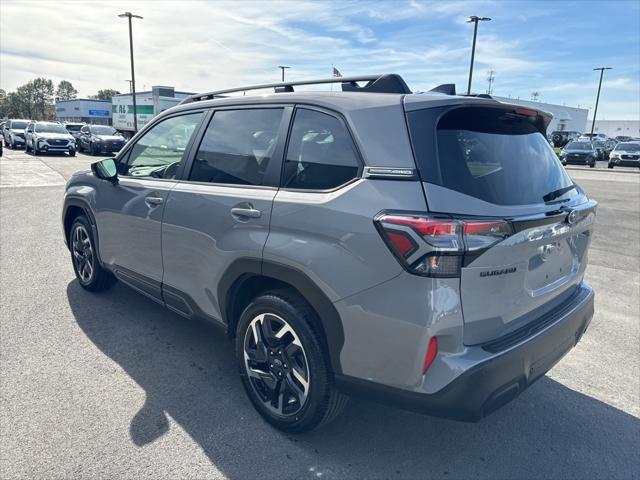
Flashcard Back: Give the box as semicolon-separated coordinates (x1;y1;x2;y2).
56;80;78;100
30;78;55;120
90;89;120;101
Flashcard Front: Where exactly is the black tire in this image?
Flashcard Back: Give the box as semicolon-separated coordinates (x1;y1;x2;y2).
90;142;98;156
589;163;595;168
236;290;347;433
69;149;76;157
70;215;116;292
608;164;614;169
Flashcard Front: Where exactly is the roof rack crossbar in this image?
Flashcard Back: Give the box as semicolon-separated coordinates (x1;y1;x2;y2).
180;74;410;104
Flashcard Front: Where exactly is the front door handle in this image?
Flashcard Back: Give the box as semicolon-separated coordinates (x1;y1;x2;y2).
231;207;261;219
145;195;164;206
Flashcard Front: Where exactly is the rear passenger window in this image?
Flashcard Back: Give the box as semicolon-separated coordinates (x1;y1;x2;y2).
283;109;360;190
190;108;284;186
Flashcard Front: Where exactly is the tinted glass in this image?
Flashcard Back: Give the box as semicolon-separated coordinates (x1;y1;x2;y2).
11;121;28;129
119;112;203;179
35;123;68;133
190;108;283;185
91;126;118;135
616;143;640;152
283;108;360;190
409;107;575;206
65;125;82;132
566;142;592;150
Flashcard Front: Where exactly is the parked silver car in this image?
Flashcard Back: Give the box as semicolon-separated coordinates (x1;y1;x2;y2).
2;118;30;149
62;74;596;432
608;141;640;169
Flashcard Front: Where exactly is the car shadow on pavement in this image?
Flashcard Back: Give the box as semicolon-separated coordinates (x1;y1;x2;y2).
67;280;640;480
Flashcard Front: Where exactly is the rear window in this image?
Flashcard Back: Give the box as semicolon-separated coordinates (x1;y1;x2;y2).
65;125;82;132
408;107;575;206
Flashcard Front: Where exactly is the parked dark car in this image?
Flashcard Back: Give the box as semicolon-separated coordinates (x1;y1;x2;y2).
64;122;85;142
550;130;580;149
614;136;633;142
559;141;598;167
2;119;30;149
77;125;126;155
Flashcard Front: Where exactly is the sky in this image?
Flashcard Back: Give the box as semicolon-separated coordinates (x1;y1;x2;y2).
1;0;639;119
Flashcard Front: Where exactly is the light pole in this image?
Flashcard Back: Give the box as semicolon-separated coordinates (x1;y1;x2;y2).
590;67;612;137
118;12;143;133
278;65;290;82
466;16;491;95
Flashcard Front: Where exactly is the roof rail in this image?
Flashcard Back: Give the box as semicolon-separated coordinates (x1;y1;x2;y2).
180;73;411;104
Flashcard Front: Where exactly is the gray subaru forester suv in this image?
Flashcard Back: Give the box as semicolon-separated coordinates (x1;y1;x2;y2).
62;74;596;432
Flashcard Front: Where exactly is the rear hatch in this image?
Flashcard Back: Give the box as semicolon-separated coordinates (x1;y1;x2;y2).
405;101;597;345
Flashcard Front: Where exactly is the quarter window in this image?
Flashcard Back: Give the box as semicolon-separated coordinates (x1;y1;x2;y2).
118;112;203;179
283;108;360;190
189;108;284;186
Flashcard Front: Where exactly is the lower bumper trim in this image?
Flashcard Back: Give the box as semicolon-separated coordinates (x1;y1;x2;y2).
335;282;594;422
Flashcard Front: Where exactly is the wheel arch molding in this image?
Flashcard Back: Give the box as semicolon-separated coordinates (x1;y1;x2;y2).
62;197;102;263
219;258;346;375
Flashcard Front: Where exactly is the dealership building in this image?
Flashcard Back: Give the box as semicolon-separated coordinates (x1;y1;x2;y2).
590;119;640;138
55;98;112;125
494;96;589;133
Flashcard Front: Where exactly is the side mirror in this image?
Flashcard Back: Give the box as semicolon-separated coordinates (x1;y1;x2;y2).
91;158;118;183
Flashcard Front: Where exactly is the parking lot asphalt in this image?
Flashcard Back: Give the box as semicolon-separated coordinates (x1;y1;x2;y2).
1;148;638;480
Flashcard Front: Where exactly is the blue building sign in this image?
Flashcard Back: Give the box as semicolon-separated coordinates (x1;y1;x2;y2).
89;109;111;117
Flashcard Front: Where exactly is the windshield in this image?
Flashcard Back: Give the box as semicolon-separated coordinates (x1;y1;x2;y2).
615;143;640;152
566;142;592;150
408;106;575;206
65;125;82;132
91;126;118;135
11;121;28;129
35;123;69;134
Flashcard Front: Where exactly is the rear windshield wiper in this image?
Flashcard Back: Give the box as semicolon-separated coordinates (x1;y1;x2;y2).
543;184;577;203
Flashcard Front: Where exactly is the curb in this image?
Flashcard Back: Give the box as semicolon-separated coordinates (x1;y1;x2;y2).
565;166;639;174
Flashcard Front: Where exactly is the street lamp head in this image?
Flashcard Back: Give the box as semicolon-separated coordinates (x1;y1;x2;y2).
593;67;612;71
118;12;143;19
467;16;491;22
277;65;291;69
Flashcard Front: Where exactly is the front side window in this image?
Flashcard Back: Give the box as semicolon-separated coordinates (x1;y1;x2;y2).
283;108;360;190
11;121;28;129
118;112;203;179
189;108;284;186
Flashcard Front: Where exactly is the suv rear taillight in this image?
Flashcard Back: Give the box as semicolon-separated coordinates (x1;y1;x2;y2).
375;213;512;277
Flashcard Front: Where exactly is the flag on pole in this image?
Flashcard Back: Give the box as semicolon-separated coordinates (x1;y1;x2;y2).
333;67;342;77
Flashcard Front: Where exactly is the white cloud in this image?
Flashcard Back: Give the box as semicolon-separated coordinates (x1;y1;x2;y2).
1;0;638;118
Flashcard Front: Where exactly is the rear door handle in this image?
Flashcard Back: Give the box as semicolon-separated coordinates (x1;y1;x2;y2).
231;207;261;219
145;195;164;206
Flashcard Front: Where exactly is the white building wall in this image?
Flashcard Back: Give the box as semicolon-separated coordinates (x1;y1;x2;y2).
494;96;589;133
590;120;640;138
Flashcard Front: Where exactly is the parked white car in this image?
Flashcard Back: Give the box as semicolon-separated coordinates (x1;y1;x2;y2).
25;121;76;156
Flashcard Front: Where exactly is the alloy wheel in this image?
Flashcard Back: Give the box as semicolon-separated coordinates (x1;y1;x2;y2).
72;225;94;283
243;313;310;417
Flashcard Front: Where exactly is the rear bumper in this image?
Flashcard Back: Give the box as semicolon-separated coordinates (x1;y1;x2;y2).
336;282;594;421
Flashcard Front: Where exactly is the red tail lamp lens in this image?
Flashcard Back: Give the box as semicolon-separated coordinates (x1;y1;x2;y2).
384;231;417;257
423;336;438;373
514;108;538;117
